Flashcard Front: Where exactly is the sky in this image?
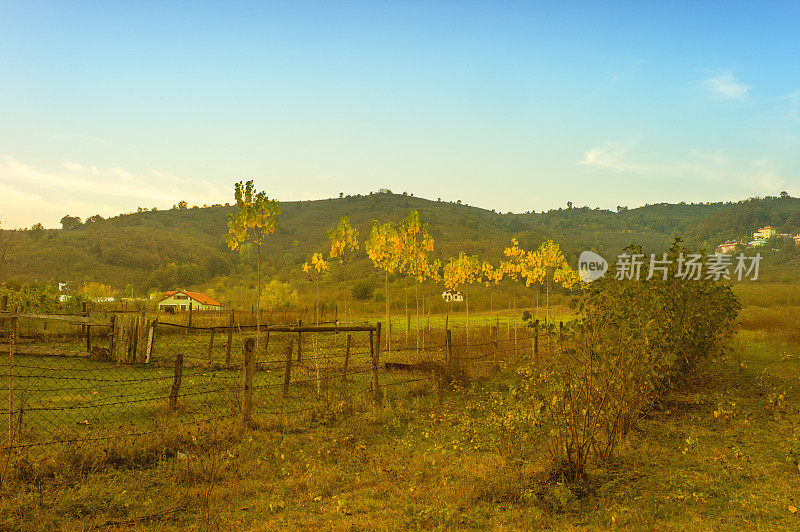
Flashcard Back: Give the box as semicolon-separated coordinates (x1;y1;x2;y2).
1;1;799;228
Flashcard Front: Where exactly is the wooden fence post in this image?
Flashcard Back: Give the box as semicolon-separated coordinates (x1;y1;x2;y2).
534;320;539;360
242;338;255;426
446;329;453;377
168;352;184;411
370;323;382;403
558;321;564;353
1;295;7;311
225;310;234;366
296;319;303;363
85;305;92;355
109;314;116;362
283;339;294;398
8;316;18;447
145;318;157;364
343;334;351;382
207;327;216;366
491;325;498;364
188;302;193;328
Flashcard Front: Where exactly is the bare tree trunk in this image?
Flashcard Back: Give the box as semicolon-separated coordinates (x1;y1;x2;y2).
256;245;261;355
385;271;390;351
415;282;420;353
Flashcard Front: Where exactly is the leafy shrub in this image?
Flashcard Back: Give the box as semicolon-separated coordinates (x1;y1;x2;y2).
502;238;741;481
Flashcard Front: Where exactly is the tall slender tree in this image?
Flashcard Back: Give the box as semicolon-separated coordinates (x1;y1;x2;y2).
225;181;280;355
365;220;402;350
398;211;436;351
327;217;359;324
443;252;482;338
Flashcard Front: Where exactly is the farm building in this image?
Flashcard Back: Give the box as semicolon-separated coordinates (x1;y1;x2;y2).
157;290;223;312
794;234;800;246
441;290;464;303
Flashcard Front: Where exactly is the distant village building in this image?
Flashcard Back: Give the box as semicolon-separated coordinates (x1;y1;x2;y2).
441;289;464;303
58;281;78;302
157;290;224;312
749;239;767;248
753;226;776;240
794;234;800;246
715;240;743;254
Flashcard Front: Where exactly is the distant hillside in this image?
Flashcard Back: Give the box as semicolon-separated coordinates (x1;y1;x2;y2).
1;192;798;294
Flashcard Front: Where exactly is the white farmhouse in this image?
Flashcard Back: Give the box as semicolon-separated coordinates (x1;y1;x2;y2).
157;290;223;312
441;290;464;303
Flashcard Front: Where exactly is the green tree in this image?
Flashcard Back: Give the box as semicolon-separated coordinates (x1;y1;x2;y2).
351;280;375;307
225;180;280;354
60;215;82;230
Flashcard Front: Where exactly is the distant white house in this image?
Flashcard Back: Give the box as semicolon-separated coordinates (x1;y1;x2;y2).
441;290;464;303
157;290;224;312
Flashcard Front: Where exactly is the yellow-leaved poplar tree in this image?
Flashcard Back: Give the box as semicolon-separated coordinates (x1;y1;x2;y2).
327;217;359;323
225;180;280;354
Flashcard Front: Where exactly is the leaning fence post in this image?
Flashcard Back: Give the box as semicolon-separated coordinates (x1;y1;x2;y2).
343;334;351;382
283;339;294;398
168;352;184;412
370;323;382;403
225;310;234;366
242;338;255;425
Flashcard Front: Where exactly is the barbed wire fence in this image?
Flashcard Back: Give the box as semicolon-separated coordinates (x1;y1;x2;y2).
1;303;564;464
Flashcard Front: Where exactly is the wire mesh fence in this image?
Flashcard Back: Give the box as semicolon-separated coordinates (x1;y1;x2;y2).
1;308;563;461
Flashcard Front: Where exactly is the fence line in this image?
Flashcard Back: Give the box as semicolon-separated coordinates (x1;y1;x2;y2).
1;309;563;459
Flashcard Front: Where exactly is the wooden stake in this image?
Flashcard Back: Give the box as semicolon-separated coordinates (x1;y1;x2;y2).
446;328;453;378
207;328;215;366
343;334;351;381
225;310;234;366
145;318;157;364
296;319;303;363
168;352;184;411
242;338;255;426
370;323;382;403
283;339;293;398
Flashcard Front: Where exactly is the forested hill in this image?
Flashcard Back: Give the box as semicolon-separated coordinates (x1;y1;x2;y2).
1;192;798;292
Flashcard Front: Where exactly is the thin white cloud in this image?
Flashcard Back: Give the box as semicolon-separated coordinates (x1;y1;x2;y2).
578;141;792;197
703;73;750;100
0;155;225;228
578;141;639;171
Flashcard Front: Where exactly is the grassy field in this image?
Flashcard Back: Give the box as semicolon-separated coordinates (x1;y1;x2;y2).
1;299;798;529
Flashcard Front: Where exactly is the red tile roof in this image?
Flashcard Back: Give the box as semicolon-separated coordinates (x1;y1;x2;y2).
161;290;223;307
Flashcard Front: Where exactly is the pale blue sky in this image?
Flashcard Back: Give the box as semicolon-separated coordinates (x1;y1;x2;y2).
1;1;799;227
